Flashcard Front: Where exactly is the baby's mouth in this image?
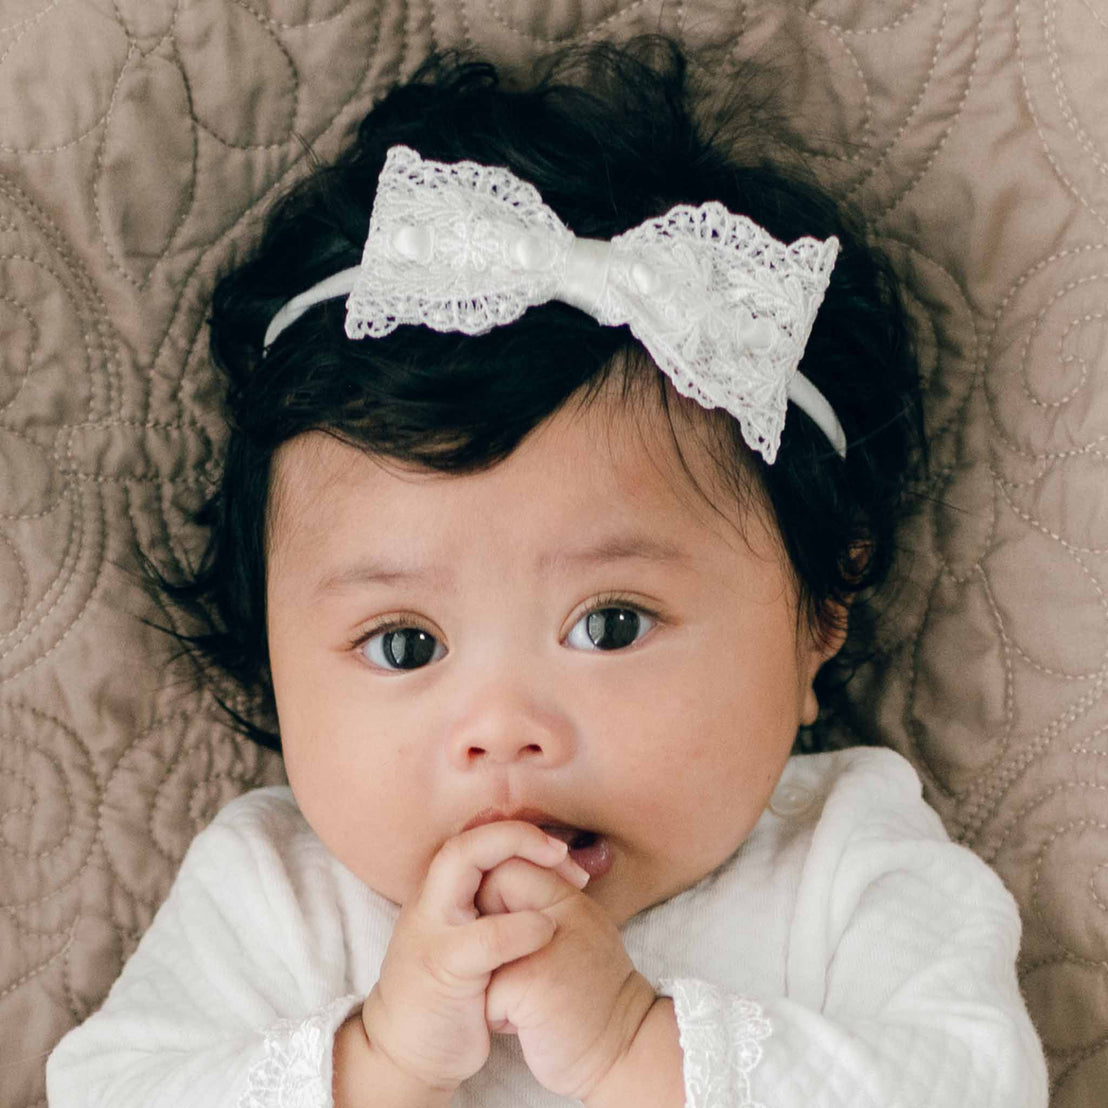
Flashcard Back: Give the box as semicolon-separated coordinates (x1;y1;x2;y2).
462;808;614;879
538;823;613;879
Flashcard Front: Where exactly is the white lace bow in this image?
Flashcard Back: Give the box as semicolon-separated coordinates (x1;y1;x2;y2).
266;144;844;464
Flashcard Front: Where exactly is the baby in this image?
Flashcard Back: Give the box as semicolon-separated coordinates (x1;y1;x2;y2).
47;37;1048;1108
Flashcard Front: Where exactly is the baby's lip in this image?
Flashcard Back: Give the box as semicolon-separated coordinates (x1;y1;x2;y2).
462;806;571;834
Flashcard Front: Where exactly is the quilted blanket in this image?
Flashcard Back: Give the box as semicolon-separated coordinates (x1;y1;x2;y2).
1;2;1105;1106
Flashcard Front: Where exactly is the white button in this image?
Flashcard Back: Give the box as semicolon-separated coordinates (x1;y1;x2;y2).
631;261;659;295
511;234;550;270
393;225;431;262
768;782;812;818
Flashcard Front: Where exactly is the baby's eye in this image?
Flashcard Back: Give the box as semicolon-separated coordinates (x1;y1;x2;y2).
565;606;655;652
361;626;446;671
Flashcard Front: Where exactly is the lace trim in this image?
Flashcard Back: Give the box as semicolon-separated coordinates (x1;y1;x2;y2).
663;978;772;1108
345;145;839;464
238;996;361;1108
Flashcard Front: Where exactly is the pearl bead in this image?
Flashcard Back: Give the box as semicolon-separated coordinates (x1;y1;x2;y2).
743;316;775;350
393;224;431;262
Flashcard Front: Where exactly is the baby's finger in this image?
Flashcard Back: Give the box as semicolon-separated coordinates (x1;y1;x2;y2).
475;855;585;917
420;821;575;923
439;909;557;980
552;854;591;889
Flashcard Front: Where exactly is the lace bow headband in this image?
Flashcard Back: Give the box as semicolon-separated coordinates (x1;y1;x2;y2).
264;144;846;464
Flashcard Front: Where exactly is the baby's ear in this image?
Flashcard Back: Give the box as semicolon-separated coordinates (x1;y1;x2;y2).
815;600;850;662
798;599;849;727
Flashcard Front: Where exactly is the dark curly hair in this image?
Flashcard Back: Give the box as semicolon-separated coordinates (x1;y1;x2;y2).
153;36;923;751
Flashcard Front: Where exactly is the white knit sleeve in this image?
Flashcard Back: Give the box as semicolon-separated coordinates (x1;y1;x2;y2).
659;752;1048;1108
748;859;1045;1108
46;790;374;1108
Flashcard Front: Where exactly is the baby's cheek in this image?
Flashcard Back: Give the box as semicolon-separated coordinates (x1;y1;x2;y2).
651;755;774;860
282;756;422;904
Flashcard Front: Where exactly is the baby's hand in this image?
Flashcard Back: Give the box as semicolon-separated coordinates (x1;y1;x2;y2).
358;823;589;1098
477;859;657;1102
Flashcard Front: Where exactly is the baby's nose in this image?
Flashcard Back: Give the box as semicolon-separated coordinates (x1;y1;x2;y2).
445;691;573;769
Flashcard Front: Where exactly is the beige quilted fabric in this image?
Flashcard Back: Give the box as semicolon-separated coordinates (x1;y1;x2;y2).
1;2;1105;1106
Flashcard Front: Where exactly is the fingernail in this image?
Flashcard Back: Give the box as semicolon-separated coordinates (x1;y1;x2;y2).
560;858;590;888
545;833;570;854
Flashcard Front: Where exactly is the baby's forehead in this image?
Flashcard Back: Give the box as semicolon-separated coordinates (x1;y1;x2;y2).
264;397;767;579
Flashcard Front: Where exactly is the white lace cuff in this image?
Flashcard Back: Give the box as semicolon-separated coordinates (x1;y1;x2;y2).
238;995;362;1108
661;978;772;1108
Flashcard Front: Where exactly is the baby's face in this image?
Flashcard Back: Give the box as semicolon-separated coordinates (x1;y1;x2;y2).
266;390;837;925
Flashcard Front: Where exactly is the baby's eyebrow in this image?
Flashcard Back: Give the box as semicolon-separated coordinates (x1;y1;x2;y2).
312;559;450;597
311;534;689;598
537;534;690;574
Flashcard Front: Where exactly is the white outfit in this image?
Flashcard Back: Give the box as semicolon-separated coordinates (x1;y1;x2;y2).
46;747;1048;1108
